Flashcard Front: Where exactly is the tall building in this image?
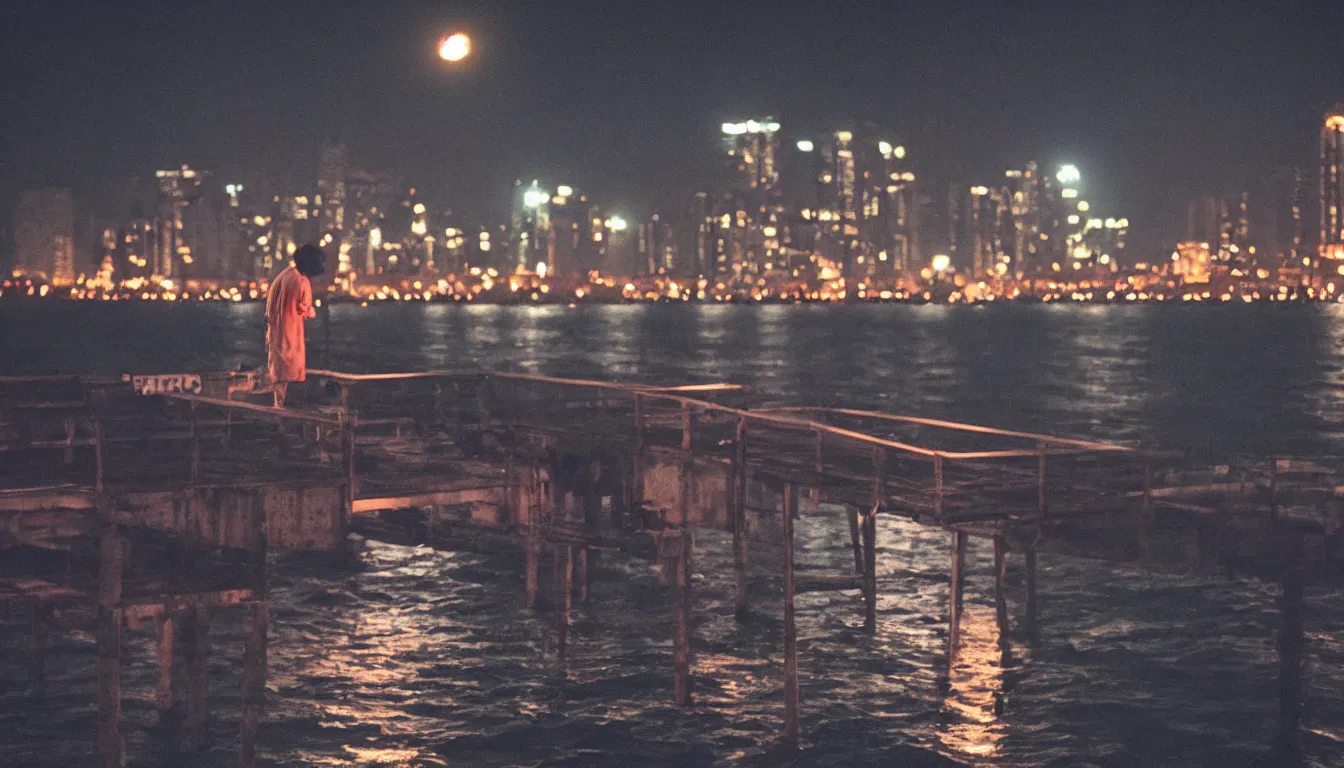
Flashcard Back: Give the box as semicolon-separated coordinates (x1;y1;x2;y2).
510;180;551;274
720;119;784;278
344;170;400;276
316;144;348;257
1322;103;1344;261
14;188;76;285
640;214;675;275
545;185;595;279
154;166;208;278
812;124;916;280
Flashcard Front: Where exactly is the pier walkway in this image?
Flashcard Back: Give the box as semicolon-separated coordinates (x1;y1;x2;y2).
0;369;1338;765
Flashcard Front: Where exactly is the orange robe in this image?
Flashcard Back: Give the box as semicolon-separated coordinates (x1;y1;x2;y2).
265;265;315;383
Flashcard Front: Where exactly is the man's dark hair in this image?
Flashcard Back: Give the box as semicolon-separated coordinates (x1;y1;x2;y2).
293;244;326;277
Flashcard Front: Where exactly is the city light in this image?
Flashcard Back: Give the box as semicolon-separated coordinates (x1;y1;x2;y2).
893;145;906;159
796;140;814;152
557;185;574;197
1057;164;1081;185
879;141;893;157
438;32;471;62
931;254;951;273
523;187;549;207
605;216;628;232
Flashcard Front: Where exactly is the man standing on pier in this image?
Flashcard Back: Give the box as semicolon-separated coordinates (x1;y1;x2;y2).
265;244;325;407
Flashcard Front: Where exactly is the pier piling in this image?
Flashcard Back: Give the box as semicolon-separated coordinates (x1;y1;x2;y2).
994;536;1010;652
948;530;966;666
732;416;749;620
96;525;123;768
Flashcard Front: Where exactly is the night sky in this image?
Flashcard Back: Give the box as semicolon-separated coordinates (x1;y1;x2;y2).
4;0;1343;256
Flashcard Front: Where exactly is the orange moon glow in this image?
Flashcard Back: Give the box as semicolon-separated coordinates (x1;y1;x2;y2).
438;32;471;62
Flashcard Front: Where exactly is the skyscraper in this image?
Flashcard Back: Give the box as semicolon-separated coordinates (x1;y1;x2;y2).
316;144;348;257
1321;103;1344;261
811;124;916;281
155;166;207;278
510;180;551;274
14;188;76;285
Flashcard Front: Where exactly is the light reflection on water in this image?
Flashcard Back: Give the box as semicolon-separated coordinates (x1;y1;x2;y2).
3;303;1344;765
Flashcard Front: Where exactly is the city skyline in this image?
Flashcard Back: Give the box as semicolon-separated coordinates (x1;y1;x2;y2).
4;1;1343;262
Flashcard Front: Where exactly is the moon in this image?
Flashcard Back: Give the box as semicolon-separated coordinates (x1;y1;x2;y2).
438;32;471;62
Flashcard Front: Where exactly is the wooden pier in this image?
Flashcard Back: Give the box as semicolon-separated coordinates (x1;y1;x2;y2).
1;369;1340;764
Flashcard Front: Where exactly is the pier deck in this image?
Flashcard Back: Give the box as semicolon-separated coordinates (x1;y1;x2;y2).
1;369;1338;765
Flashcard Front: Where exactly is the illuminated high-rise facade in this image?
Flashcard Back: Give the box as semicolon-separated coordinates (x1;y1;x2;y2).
544;185;596;279
719;118;783;279
344;170;400;277
1322;103;1344;261
316;143;348;258
812;123;916;281
511;180;551;273
155;166;207;278
14;187;76;285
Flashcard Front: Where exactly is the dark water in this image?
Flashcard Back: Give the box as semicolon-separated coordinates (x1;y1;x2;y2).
3;303;1344;766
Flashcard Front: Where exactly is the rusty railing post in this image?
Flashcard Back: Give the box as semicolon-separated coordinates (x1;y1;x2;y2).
934;454;945;523
681;401;693;452
1037;441;1048;521
864;447;884;633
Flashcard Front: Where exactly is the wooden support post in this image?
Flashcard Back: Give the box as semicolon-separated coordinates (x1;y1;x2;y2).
933;455;945;523
681;402;693;451
525;512;541;609
948;530;966;667
847;507;864;575
782;482;800;744
864;447;884;633
732;416;749;620
673;525;693;707
342;416;357;542
994;536;1010;652
97;526;123;768
1037;442;1048;521
1275;536;1307;760
189;400;202;483
634;393;646;450
1025;545;1038;633
155;614;175;722
93;403;105;496
239;601;268;768
813;427;825;508
184;606;212;751
558;545;573;665
30;600;52;684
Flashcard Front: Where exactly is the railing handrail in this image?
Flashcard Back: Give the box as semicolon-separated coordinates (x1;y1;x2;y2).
755;406;1133;454
162;393;343;427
